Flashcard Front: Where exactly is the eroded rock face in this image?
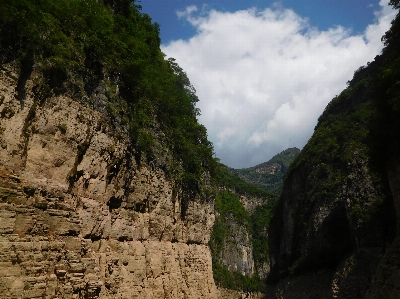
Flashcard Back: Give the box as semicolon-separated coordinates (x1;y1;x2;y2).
0;232;216;299
0;62;217;299
217;213;255;276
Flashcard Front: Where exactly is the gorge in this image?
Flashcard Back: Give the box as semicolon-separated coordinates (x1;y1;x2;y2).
1;1;400;298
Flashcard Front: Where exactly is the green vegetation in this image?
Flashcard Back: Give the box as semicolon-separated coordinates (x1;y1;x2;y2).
231;148;300;194
214;190;250;224
265;147;300;168
214;162;277;199
251;199;278;270
212;262;265;292
283;10;400;221
269;4;400;279
209;164;279;292
286;46;397;217
0;0;215;196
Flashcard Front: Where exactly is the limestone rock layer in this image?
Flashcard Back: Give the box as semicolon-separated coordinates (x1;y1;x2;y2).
0;62;217;299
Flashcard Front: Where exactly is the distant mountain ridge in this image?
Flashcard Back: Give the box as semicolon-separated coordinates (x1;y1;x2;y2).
230;147;300;194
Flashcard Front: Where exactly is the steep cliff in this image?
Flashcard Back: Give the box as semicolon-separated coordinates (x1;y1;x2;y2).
0;1;219;298
267;5;400;298
0;62;217;299
209;165;278;293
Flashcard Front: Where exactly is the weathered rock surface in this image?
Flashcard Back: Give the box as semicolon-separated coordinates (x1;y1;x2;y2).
0;62;217;298
216;213;255;276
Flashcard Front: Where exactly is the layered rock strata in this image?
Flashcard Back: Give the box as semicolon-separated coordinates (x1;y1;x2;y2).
0;62;217;299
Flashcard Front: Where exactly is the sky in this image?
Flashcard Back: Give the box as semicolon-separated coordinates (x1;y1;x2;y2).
140;0;397;168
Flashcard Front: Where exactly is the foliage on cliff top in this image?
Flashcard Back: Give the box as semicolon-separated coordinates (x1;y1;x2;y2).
0;0;215;191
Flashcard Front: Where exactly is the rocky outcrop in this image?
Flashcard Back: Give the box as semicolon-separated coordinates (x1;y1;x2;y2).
238;194;271;279
239;195;264;215
0;62;217;298
215;213;255;276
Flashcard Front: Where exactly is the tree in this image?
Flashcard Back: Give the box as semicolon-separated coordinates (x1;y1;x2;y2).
101;0;137;17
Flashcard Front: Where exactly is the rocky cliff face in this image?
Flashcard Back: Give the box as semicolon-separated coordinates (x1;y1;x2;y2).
267;153;395;298
0;62;217;299
209;180;275;293
365;156;400;299
266;8;400;298
214;211;255;277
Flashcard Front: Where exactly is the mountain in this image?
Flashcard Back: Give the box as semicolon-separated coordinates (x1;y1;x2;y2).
230;147;300;194
267;4;400;298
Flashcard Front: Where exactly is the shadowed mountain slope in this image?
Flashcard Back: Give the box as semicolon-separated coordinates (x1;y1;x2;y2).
267;4;400;298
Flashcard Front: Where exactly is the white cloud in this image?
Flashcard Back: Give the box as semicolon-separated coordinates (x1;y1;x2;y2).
162;0;396;168
176;5;198;21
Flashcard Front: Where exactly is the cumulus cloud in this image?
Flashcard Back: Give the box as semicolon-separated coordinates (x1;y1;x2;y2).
162;1;396;168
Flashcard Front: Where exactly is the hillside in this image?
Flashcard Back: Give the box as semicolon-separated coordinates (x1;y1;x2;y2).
267;3;400;298
230;147;300;194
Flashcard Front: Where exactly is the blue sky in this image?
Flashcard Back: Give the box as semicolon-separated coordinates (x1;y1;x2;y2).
141;0;382;44
139;1;396;168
